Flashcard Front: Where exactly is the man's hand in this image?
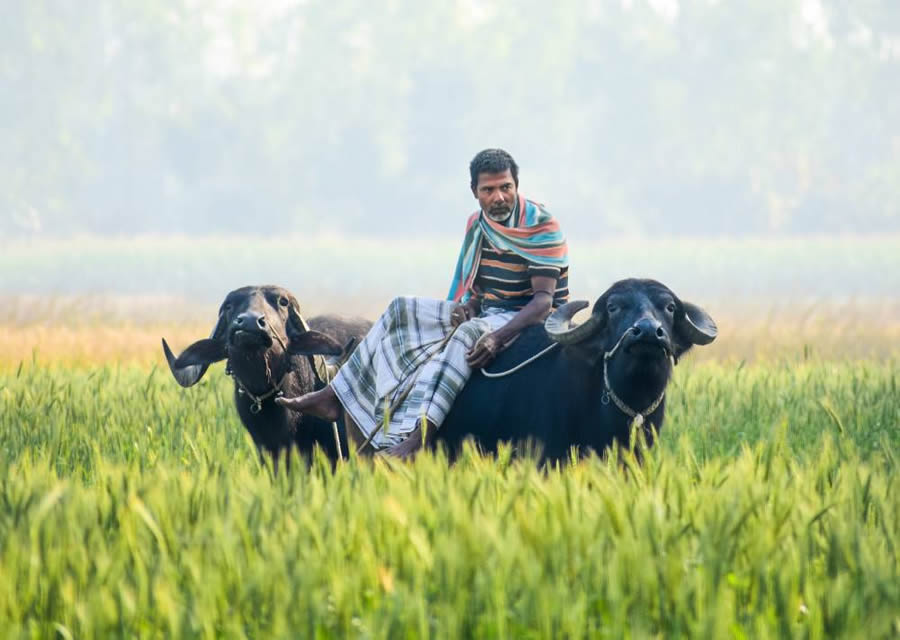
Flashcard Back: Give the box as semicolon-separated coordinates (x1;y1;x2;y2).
466;332;502;369
451;298;480;327
450;304;470;328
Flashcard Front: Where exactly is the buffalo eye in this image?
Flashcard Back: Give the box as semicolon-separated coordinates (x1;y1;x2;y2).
278;297;289;307
666;303;676;314
607;304;619;314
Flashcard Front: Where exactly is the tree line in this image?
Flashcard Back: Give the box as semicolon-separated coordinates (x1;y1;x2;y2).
2;0;898;237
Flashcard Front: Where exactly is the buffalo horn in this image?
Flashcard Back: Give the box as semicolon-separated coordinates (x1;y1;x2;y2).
545;300;600;344
161;312;227;387
162;338;211;388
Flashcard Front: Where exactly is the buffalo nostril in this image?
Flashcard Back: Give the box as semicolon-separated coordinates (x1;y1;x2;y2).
257;317;267;329
631;326;641;336
235;317;244;325
656;327;665;338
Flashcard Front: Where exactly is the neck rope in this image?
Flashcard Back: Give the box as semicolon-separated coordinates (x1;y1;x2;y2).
225;358;290;415
223;329;328;415
600;328;669;427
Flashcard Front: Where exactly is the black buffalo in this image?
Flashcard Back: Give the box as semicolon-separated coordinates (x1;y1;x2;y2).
162;285;371;465
435;279;717;461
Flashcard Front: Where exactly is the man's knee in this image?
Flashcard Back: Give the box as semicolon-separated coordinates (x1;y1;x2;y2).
388;296;416;314
381;296;414;325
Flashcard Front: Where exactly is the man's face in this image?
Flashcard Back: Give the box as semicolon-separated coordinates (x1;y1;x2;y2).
474;170;517;221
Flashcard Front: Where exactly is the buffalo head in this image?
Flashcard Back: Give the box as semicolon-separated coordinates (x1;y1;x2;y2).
162;285;345;391
545;279;716;411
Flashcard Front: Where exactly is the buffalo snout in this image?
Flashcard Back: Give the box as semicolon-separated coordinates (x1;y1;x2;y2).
234;310;268;331
230;310;277;348
625;316;672;357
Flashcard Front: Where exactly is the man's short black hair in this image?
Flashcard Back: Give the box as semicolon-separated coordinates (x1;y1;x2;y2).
469;149;519;191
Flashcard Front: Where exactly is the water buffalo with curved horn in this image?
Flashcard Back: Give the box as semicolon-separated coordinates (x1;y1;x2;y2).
434;279;717;461
162;285;371;465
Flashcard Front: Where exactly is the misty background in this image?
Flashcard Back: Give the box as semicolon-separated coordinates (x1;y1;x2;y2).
1;0;899;322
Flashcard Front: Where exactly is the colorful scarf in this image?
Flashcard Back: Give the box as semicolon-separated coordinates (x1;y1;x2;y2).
447;194;569;303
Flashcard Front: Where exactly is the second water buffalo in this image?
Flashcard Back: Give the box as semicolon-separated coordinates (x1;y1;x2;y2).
162;285;371;465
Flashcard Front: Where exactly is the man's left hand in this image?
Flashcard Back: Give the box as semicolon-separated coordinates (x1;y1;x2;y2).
466;332;502;369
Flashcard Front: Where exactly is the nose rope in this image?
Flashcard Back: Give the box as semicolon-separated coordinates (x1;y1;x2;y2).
601;326;669;428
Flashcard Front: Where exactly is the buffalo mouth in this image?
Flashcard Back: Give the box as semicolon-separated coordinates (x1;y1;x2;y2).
229;328;273;350
625;338;671;359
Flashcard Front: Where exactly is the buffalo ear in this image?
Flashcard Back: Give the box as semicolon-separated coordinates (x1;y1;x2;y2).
284;299;344;355
287;330;344;356
162;306;229;388
173;339;227;367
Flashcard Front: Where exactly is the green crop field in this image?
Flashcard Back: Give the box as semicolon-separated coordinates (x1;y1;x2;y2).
1;352;898;638
1;235;898;637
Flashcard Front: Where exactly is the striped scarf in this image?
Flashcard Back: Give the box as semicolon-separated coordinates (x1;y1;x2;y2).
447;194;569;303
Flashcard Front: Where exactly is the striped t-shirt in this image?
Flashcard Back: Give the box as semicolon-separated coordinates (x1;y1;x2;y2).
475;238;570;311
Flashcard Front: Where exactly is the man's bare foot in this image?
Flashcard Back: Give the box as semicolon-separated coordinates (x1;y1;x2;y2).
275;385;342;421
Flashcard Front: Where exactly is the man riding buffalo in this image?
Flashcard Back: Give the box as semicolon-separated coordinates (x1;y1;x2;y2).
277;149;570;457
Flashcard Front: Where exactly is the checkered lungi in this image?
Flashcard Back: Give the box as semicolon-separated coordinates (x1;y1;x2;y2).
331;296;515;449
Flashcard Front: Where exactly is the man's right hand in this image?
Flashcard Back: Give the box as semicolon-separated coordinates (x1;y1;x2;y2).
451;299;480;327
450;304;470;327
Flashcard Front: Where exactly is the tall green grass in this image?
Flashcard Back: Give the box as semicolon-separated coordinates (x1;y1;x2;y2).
1;361;898;638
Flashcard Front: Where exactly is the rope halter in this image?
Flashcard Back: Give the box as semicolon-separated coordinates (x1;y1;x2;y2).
226;363;289;414
600;326;669;428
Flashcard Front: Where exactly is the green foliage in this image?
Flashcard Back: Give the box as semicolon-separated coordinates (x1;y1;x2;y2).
0;360;898;637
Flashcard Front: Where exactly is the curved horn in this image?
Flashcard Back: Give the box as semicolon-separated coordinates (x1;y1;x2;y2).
286;298;311;342
545;300;601;344
679;301;717;345
162;338;212;387
162;311;227;387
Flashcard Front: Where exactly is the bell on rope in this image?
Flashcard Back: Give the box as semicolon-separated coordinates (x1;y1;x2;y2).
632;414;645;427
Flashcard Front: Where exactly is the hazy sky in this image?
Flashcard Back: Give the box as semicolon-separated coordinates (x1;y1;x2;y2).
4;0;899;239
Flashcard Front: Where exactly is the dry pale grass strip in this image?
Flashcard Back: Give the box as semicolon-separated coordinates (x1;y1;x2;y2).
0;325;210;367
1;320;898;368
695;301;900;362
2;295;897;365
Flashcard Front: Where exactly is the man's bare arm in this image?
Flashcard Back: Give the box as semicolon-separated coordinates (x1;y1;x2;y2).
465;275;556;368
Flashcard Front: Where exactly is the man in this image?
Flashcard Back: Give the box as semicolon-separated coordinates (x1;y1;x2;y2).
276;149;569;457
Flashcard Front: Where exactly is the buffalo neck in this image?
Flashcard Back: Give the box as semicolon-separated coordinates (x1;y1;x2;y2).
605;354;671;416
227;348;292;397
569;355;671;453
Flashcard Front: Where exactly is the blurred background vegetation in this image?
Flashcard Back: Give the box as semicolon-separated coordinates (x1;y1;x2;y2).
3;0;899;239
